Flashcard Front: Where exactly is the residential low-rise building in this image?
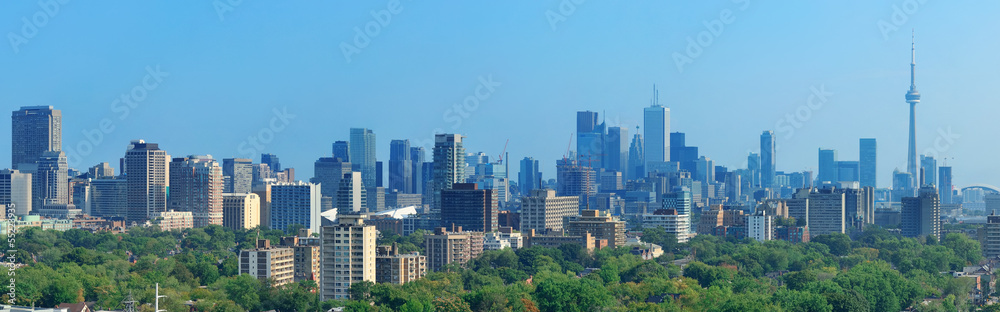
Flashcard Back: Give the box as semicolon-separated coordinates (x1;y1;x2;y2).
239;239;295;287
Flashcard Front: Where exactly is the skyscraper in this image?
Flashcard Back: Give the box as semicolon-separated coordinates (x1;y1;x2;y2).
905;33;921;187
643;89;670;169
901;186;940;239
576;111;604;168
125;141;169;225
747;152;761;187
169;156;224;227
919;155;936;187
817;149;837;184
518;157;541;196
410;147;425;195
628;131;644;180
835;161;860;182
938;166;953;205
440;183;498;232
431;134;465;212
320;214;376;300
389;140;413;193
261;153;281;172
349;128;377;188
604;126;628;177
859;138;877;188
11;106;61;169
760;131;776;189
332;141;350;162
0;169;32;216
223;158;253;194
311;157;352;202
338;172;367;213
270;181;322;232
32;151;69;211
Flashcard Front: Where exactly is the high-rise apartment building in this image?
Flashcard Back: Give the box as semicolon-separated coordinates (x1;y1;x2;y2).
32;151;69;211
440;183;497;232
125;141;169;225
223;158;253;194
901;186;940;239
375;244;427;284
410;147;425;196
240;239;295;287
270;181;321;232
565;210;626;248
169;156;224;227
223;193;261;230
338;172;367;213
520;189;578;233
320;214;376;300
431;134;465;211
424;226;485;271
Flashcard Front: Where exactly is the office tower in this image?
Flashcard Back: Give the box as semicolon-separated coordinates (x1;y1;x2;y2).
240;240;294;287
389;140;413;193
668;132;699;174
223;193;260;230
431;134;465;211
835;161;860;182
576;111;604;167
410;147;425;195
89;163;115;179
556;159;597;205
604;126;628;177
338;172;367;213
89;178;126;218
424;226;485;271
724;172;741;202
440;183;497;232
748;211;775;242
985;214;1000;258
332;141;350;162
251;163;272;188
223;158;253;194
260;153;281;172
892;170;915;201
11;106;61;169
663;187;692;215
760;131;776;189
938;166;953;205
270;181;321;232
644;89;670;170
520;189;578;233
695;156;714;185
518;157;542;196
376;161;383;188
628;131;645;180
669;132;685;162
904;34;921;186
350;128;377;188
32;151;69;211
919;155;936;187
125;141;169;225
312;157;352;203
900;186;940;239
169;156;224;227
817;149;837;184
806;188;846;237
0;169;32;216
565;210;627;248
321;215;377;300
376;244;427;284
859;138;877;188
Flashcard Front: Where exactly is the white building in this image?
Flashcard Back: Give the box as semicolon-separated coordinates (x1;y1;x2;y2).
520;189;578;233
484;228;523;250
321;214;377;300
747;211;774;242
641;209;691;243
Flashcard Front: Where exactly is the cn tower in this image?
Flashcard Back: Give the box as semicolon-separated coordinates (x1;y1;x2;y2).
905;31;920;186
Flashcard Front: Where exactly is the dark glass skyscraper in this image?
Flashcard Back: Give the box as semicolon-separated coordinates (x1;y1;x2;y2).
261;153;281;172
938;166;953;204
519;157;541;195
859;138;877;188
760;131;775;189
11;106;61;169
919;155;936;187
604;126;628;176
576;111;604;168
410;147;425;195
389;139;413;193
332;141;350;162
817;149;837;184
349;128;377;188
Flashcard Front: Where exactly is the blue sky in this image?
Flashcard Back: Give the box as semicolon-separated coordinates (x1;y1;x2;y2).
1;1;996;189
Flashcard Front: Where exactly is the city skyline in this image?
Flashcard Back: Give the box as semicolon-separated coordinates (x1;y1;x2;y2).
1;2;994;189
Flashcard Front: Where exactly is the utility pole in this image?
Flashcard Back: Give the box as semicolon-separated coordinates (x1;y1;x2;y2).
155;283;167;312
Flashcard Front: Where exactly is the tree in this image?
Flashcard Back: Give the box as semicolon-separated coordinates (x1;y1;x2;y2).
812;233;851;257
223;274;262;311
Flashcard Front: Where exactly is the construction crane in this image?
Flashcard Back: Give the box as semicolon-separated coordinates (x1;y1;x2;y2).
497;139;509;164
564;133;574;161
